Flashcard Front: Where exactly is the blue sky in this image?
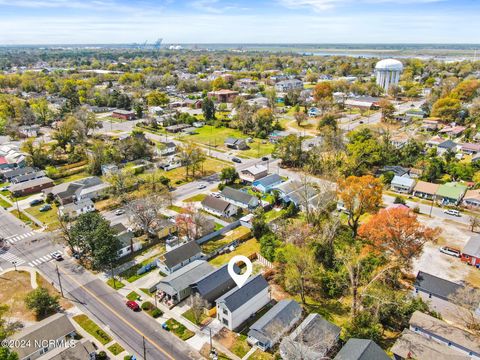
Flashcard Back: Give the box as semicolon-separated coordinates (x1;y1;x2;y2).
0;0;479;44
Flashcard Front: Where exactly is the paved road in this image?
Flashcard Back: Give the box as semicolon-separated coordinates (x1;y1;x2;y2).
0;206;28;239
39;259;200;360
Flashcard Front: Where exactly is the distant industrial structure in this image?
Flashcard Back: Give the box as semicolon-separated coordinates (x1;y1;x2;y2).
375;58;403;92
132;38;163;50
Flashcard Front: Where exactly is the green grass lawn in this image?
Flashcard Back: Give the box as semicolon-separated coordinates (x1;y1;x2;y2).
165;318;195;341
230;334;251;358
167;205;186;213
25;203;60;230
0;197;11;208
248;349;275;360
183;193;207;202
186;125;246;148
239;139;275;158
209;238;259;267
118;254;160;283
264;208;286;222
126;291;141;301
107;343;125;355
9;209;40;229
73;314;112;345
53;170;89;185
106;278;125;290
182;308;208;326
201;226;251;254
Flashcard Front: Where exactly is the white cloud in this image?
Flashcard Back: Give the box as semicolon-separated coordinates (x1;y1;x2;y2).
277;0;445;11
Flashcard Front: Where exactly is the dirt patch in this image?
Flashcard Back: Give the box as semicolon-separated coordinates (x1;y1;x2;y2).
269;282;290;302
213;328;236;349
0;270;36;324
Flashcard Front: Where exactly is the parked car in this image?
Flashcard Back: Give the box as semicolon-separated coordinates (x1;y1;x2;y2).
51;251;63;261
0;186;9;191
115;209;125;216
444;209;461;217
126;300;140;311
197;184;207;189
39;204;52;212
261;156;269;161
232;157;242;163
29;199;43;206
439;246;461;258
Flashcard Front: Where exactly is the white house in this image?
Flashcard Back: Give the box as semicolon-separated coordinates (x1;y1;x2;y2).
156;241;203;275
390;175;416;194
239;165;268;183
220;187;259;210
201;195;238;218
216;275;270;330
58;198;95;218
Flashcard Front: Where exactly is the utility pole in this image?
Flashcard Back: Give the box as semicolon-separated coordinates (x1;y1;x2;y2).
143;336;147;360
429;195;435;217
12;261;17;272
56;265;64;297
110;263;116;289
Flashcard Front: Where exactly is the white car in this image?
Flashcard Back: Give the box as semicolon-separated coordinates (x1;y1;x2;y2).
439;246;461;258
115;209;125;216
51;251;63;261
444;209;461;217
198;184;207;189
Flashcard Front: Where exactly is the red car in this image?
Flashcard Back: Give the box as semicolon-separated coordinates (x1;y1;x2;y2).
126;300;140;311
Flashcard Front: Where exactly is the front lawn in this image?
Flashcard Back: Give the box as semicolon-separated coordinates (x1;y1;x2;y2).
183;193;207;202
118;254;160;283
248;349;275;360
107;343;125;355
209;238;259;267
0;197;11;208
126;291;141;301
165;318;195;341
73;314;112;345
9;209;40;229
182;308;209;326
186;125;246;148
25;203;60;230
106;278;125;290
231;334;251;358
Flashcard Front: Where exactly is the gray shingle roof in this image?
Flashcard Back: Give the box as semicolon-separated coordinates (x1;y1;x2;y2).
190;263;240;303
2;166;36;180
221;187;256;205
254;174;282;187
334;339;390;360
202;195;232;213
157;260;214;296
216;274;269;312
414;271;463;301
161;241;202;269
463;235;480;258
248;299;302;346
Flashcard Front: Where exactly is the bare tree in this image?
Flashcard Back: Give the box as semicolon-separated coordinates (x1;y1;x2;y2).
189;293;208;325
175;204;214;240
126;193;169;237
449;287;480;335
469;215;480;233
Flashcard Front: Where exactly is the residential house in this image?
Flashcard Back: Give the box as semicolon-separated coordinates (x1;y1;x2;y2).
224;137;248;150
1;166;36;181
247;299;302;351
156;260;214;306
157;142;177;156
112;223;141;258
190;263;240;308
391;329;470;360
58;198;95;218
220;187;259;210
439;126;466;138
390;175;416;194
390;134;409;149
426;136;444;149
422;119;440;131
409;311;480;359
461;235;480;267
413;181;440;200
201;195;238;218
280;313;341;360
207;89;239;103
408;168;423;179
308;107;320;117
216;274;270;331
165;124;189;133
10;170;46;184
156;240;203;275
268;130;290;143
275;79;303;92
344;96;380;110
0;144;26;169
8;313;95;360
334;339;390;360
435;182;468;205
379;165;410;177
9;177;54;197
273;180;329;211
112;109;136;120
44;177;110;205
460;143;480;155
413;271;465;320
101;164;119;176
463;189;480;208
236;78;258;90
437;140;459;155
239;165;268;183
252;174;283;193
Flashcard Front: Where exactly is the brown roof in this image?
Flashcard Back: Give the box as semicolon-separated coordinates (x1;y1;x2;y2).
464;189;480;202
413;181;439;195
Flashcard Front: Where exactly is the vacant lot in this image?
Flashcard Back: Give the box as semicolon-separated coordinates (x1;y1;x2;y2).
26;203;60;231
209;238;259;267
0;270;36;323
201;226;251;254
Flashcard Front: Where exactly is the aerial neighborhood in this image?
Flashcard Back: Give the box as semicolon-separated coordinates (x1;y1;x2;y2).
0;41;480;360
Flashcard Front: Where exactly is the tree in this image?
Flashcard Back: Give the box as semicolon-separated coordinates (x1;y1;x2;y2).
126;193;169;236
282;244;316;304
0;305;21;342
273;134;305;168
358;207;439;268
344;311;383;343
202;97;216;121
378;99;395;123
146;90;169;106
0;347;18;360
31;97;54;125
259;233;280;262
25;288;60;318
431;97;462;122
294;110;307;127
449;287;480;335
337;175;383;237
253;108;275;138
252;207;270;239
178;143;206;180
219;167;238;185
175;204;215;240
188;293;208;325
469;214;480;233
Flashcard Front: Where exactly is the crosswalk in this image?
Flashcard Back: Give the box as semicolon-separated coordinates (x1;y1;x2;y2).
27;251;63;267
4;231;36;245
0;250;26;266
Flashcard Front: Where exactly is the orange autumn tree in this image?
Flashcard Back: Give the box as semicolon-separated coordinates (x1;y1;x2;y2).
358;207;439;267
337;175;383;237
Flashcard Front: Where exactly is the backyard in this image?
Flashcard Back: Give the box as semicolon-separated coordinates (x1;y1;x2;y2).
209;238;259;267
200;226;251;254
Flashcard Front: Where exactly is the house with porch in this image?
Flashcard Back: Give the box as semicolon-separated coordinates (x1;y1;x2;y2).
156;240;203;274
435;182;468;205
461;235;480;268
390;175;416;194
201;195;238;218
413;181;439;200
252;174;283;193
220;187;259;210
239;165;268;183
224;137;248;150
